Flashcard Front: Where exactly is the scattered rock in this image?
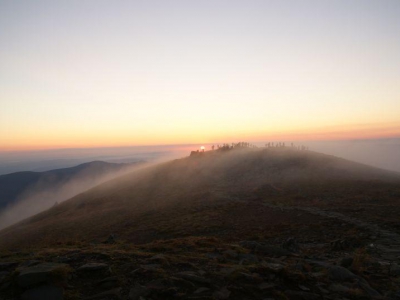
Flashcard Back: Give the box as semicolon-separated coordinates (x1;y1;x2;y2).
328;266;356;281
339;257;353;268
170;276;195;289
77;263;109;272
262;262;285;272
357;279;381;297
328;283;350;293
0;272;9;283
18;263;69;288
85;287;121;299
258;282;275;290
212;287;230;299
282;237;300;252
240;240;291;257
238;272;262;283
238;253;259;265
206;252;223;260
390;263;400;276
146;278;166;291
95;276;119;289
149;254;169;265
223;250;238;259
331;239;351;251
175;271;211;284
194;287;210;294
129;283;149;300
298;285;310;291
140;264;161;271
0;262;18;271
0;281;11;291
104;234;116;244
219;267;241;278
239;241;260;250
284;290;319;299
254;244;292;257
19;261;40;268
21;285;63;300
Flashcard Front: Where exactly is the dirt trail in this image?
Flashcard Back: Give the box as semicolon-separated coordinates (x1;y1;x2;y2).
263;202;400;262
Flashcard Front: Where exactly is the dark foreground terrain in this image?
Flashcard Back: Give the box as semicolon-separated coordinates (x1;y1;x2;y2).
0;147;400;299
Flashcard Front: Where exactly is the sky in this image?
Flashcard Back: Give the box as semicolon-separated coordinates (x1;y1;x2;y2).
1;0;400;151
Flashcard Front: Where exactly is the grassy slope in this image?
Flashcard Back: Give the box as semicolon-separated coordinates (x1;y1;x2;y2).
0;148;399;250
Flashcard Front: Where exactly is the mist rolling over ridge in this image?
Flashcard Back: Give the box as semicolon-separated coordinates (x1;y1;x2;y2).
295;138;400;172
1;146;399;250
0;138;399;231
0;161;146;230
1;138;400;175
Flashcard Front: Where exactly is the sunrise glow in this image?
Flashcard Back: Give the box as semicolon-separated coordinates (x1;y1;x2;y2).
1;1;400;151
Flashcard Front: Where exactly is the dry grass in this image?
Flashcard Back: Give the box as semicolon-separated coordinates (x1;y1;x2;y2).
351;248;371;274
0;148;399;251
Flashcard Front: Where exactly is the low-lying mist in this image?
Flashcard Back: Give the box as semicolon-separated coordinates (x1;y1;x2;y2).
1;145;400;250
0;145;191;175
0;162;149;230
253;138;400;173
0;138;399;231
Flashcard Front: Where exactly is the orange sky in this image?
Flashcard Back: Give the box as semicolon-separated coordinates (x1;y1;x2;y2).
2;122;400;152
1;1;400;151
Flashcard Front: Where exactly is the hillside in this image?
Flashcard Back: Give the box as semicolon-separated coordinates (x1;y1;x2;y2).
1;148;400;300
0;161;144;229
0;148;399;249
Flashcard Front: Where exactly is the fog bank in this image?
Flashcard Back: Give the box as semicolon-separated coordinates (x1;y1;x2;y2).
0;162;146;230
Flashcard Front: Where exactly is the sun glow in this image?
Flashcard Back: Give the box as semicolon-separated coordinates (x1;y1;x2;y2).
1;1;400;151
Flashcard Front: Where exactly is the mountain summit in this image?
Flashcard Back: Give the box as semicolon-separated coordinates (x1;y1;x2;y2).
0;147;398;250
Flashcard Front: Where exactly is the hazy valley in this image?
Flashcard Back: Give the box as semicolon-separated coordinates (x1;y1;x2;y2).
0;161;144;230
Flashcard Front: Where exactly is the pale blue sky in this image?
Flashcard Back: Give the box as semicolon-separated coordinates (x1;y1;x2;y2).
1;0;400;149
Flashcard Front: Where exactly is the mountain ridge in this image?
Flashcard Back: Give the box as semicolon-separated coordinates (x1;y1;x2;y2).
0;147;399;250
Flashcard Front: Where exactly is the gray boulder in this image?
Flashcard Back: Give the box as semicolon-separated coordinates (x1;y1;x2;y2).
212;287;230;299
328;266;356;281
18;263;68;288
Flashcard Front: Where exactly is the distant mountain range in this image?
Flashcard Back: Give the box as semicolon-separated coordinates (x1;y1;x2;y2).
0;161;144;229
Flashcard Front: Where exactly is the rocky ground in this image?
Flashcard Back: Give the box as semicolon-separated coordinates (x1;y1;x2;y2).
1;204;400;300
